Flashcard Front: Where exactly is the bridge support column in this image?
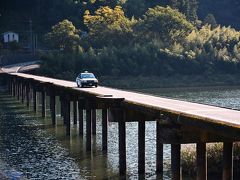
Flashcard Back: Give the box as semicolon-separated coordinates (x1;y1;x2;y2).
78;100;84;135
61;97;67;125
102;109;108;152
17;83;20;100
64;98;71;136
11;82;13;95
138;121;145;174
8;81;10;95
197;142;207;180
119;120;126;175
20;83;23;102
21;83;25;103
8;81;11;94
73;101;77;125
17;82;20;99
86;107;92;151
50;91;56;125
33;88;37;112
171;144;181;180
223;142;233;180
12;82;15;97
41;90;46;118
26;84;30;107
15;83;17;98
92;109;96;135
156;121;163;175
59;97;63;117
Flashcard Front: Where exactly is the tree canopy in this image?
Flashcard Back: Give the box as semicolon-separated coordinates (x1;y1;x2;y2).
137;6;194;44
83;6;135;48
45;19;80;51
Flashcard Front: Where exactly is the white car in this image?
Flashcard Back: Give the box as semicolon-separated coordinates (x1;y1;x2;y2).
76;72;98;88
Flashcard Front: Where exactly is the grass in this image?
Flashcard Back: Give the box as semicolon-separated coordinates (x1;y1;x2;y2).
181;143;240;178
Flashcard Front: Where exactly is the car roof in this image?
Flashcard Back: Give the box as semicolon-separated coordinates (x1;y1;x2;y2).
81;72;93;74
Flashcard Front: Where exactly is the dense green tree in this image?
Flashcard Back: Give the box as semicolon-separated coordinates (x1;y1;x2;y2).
185;25;240;63
137;6;194;45
45;19;80;51
123;0;147;17
203;14;218;29
169;0;198;22
83;6;136;48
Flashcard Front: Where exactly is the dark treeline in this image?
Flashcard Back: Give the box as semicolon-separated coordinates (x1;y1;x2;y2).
1;0;240;33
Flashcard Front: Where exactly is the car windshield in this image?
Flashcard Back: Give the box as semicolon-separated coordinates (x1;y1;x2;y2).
81;73;95;79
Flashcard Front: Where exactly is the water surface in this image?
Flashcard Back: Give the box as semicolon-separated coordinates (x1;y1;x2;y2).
1;86;240;179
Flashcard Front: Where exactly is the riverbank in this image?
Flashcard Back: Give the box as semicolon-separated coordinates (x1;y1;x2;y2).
100;74;240;89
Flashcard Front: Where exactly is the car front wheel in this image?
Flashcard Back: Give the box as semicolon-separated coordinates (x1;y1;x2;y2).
77;81;81;88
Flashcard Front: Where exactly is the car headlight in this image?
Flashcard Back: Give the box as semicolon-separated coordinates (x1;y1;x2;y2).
82;80;87;83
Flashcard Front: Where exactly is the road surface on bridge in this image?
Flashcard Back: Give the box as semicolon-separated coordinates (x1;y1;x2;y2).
12;72;240;133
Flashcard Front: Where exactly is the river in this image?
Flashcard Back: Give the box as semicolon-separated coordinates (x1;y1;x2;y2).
0;86;240;179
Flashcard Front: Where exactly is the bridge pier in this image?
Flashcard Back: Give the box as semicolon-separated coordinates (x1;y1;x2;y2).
61;97;67;125
18;82;20;100
73;101;77;125
102;109;108;152
17;82;20;100
78;100;84;135
50;90;56;125
60;97;64;118
223;142;233;180
171;144;181;180
92;109;96;135
8;81;11;94
63;97;71;136
119;120;126;175
14;82;16;97
12;81;15;97
138;120;145;174
156;121;163;175
26;83;30;107
21;82;25;103
86;106;92;151
32;87;37;112
41;90;46;118
197;142;207;180
14;82;17;97
19;82;21;99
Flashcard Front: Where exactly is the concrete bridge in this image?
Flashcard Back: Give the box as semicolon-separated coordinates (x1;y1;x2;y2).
1;72;240;179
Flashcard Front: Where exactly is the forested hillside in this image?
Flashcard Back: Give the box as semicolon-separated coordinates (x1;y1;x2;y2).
1;0;240;85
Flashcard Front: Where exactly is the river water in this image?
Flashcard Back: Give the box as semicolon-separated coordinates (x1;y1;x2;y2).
0;86;240;179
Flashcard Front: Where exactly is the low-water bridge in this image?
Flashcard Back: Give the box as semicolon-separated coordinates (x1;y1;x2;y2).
1;72;240;180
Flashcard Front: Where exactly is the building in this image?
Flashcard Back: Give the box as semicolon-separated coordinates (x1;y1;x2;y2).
2;31;19;43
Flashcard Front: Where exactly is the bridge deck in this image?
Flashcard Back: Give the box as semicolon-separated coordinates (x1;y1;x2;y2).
12;73;240;138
